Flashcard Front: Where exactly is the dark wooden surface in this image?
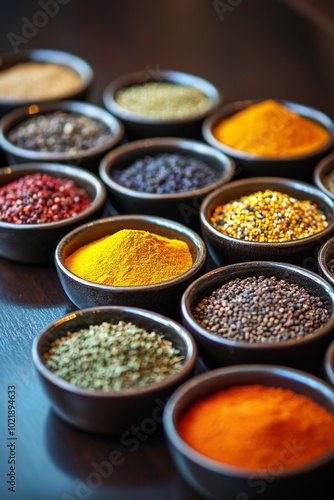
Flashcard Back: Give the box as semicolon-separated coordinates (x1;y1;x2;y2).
1;1;334;499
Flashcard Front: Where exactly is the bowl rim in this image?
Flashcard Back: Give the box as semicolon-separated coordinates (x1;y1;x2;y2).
32;305;198;397
99;136;236;200
0;48;94;105
200;176;334;249
202;98;334;161
55;214;207;290
0;162;107;229
324;339;334;386
103;69;222;125
313;152;334;200
318;235;334;285
181;260;334;350
0;100;125;161
163;364;334;478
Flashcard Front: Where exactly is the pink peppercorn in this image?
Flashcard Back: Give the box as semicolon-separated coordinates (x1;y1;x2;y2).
0;173;91;224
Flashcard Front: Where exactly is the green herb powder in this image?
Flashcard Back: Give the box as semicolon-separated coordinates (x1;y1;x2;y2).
43;321;184;391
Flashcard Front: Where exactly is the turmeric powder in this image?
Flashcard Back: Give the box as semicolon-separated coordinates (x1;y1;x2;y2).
65;228;193;286
213;100;330;157
178;384;334;470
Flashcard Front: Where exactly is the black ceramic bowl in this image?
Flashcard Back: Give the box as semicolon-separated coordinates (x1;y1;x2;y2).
324;340;334;387
55;215;207;320
318;235;334;288
99;137;235;231
0;48;94;116
202;99;334;182
0;163;106;263
103;69;222;139
163;364;334;500
313;152;334;201
181;261;334;372
0;100;124;171
200;176;334;268
32;305;197;435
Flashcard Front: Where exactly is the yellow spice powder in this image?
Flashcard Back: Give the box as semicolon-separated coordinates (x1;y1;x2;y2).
213;99;329;157
65;229;194;286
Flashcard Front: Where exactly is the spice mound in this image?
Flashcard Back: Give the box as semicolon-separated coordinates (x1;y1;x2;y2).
7;111;113;154
213;99;330;156
65;228;194;286
111;153;220;194
0;173;91;224
178;384;334;469
115;81;211;120
210;189;328;242
0;62;82;100
193;275;330;343
44;321;184;391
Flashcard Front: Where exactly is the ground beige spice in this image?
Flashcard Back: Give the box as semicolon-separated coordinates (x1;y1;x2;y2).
0;62;82;99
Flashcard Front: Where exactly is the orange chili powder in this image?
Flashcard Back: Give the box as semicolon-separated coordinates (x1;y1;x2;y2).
178;384;334;470
213;100;330;157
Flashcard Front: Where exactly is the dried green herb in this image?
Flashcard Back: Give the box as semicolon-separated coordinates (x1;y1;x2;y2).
43;321;184;392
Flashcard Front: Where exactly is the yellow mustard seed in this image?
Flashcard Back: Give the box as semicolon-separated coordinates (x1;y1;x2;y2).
210;190;328;242
115;82;211;120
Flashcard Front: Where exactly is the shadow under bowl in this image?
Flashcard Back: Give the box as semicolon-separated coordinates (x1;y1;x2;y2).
163;364;334;500
32;305;198;435
0;48;94;116
55;215;207;320
99;137;235;231
200;176;334;268
181;261;334;373
103;69;222;140
0;163;106;263
202;99;334;183
0;100;124;172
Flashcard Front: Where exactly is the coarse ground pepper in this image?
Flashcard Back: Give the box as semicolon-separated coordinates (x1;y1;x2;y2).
213;100;330;157
178;384;334;469
193;275;330;343
115;81;211;120
43;320;184;391
0;173;91;224
0;62;82;100
111;153;220;194
65;228;193;286
210;189;328;242
8;111;112;154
